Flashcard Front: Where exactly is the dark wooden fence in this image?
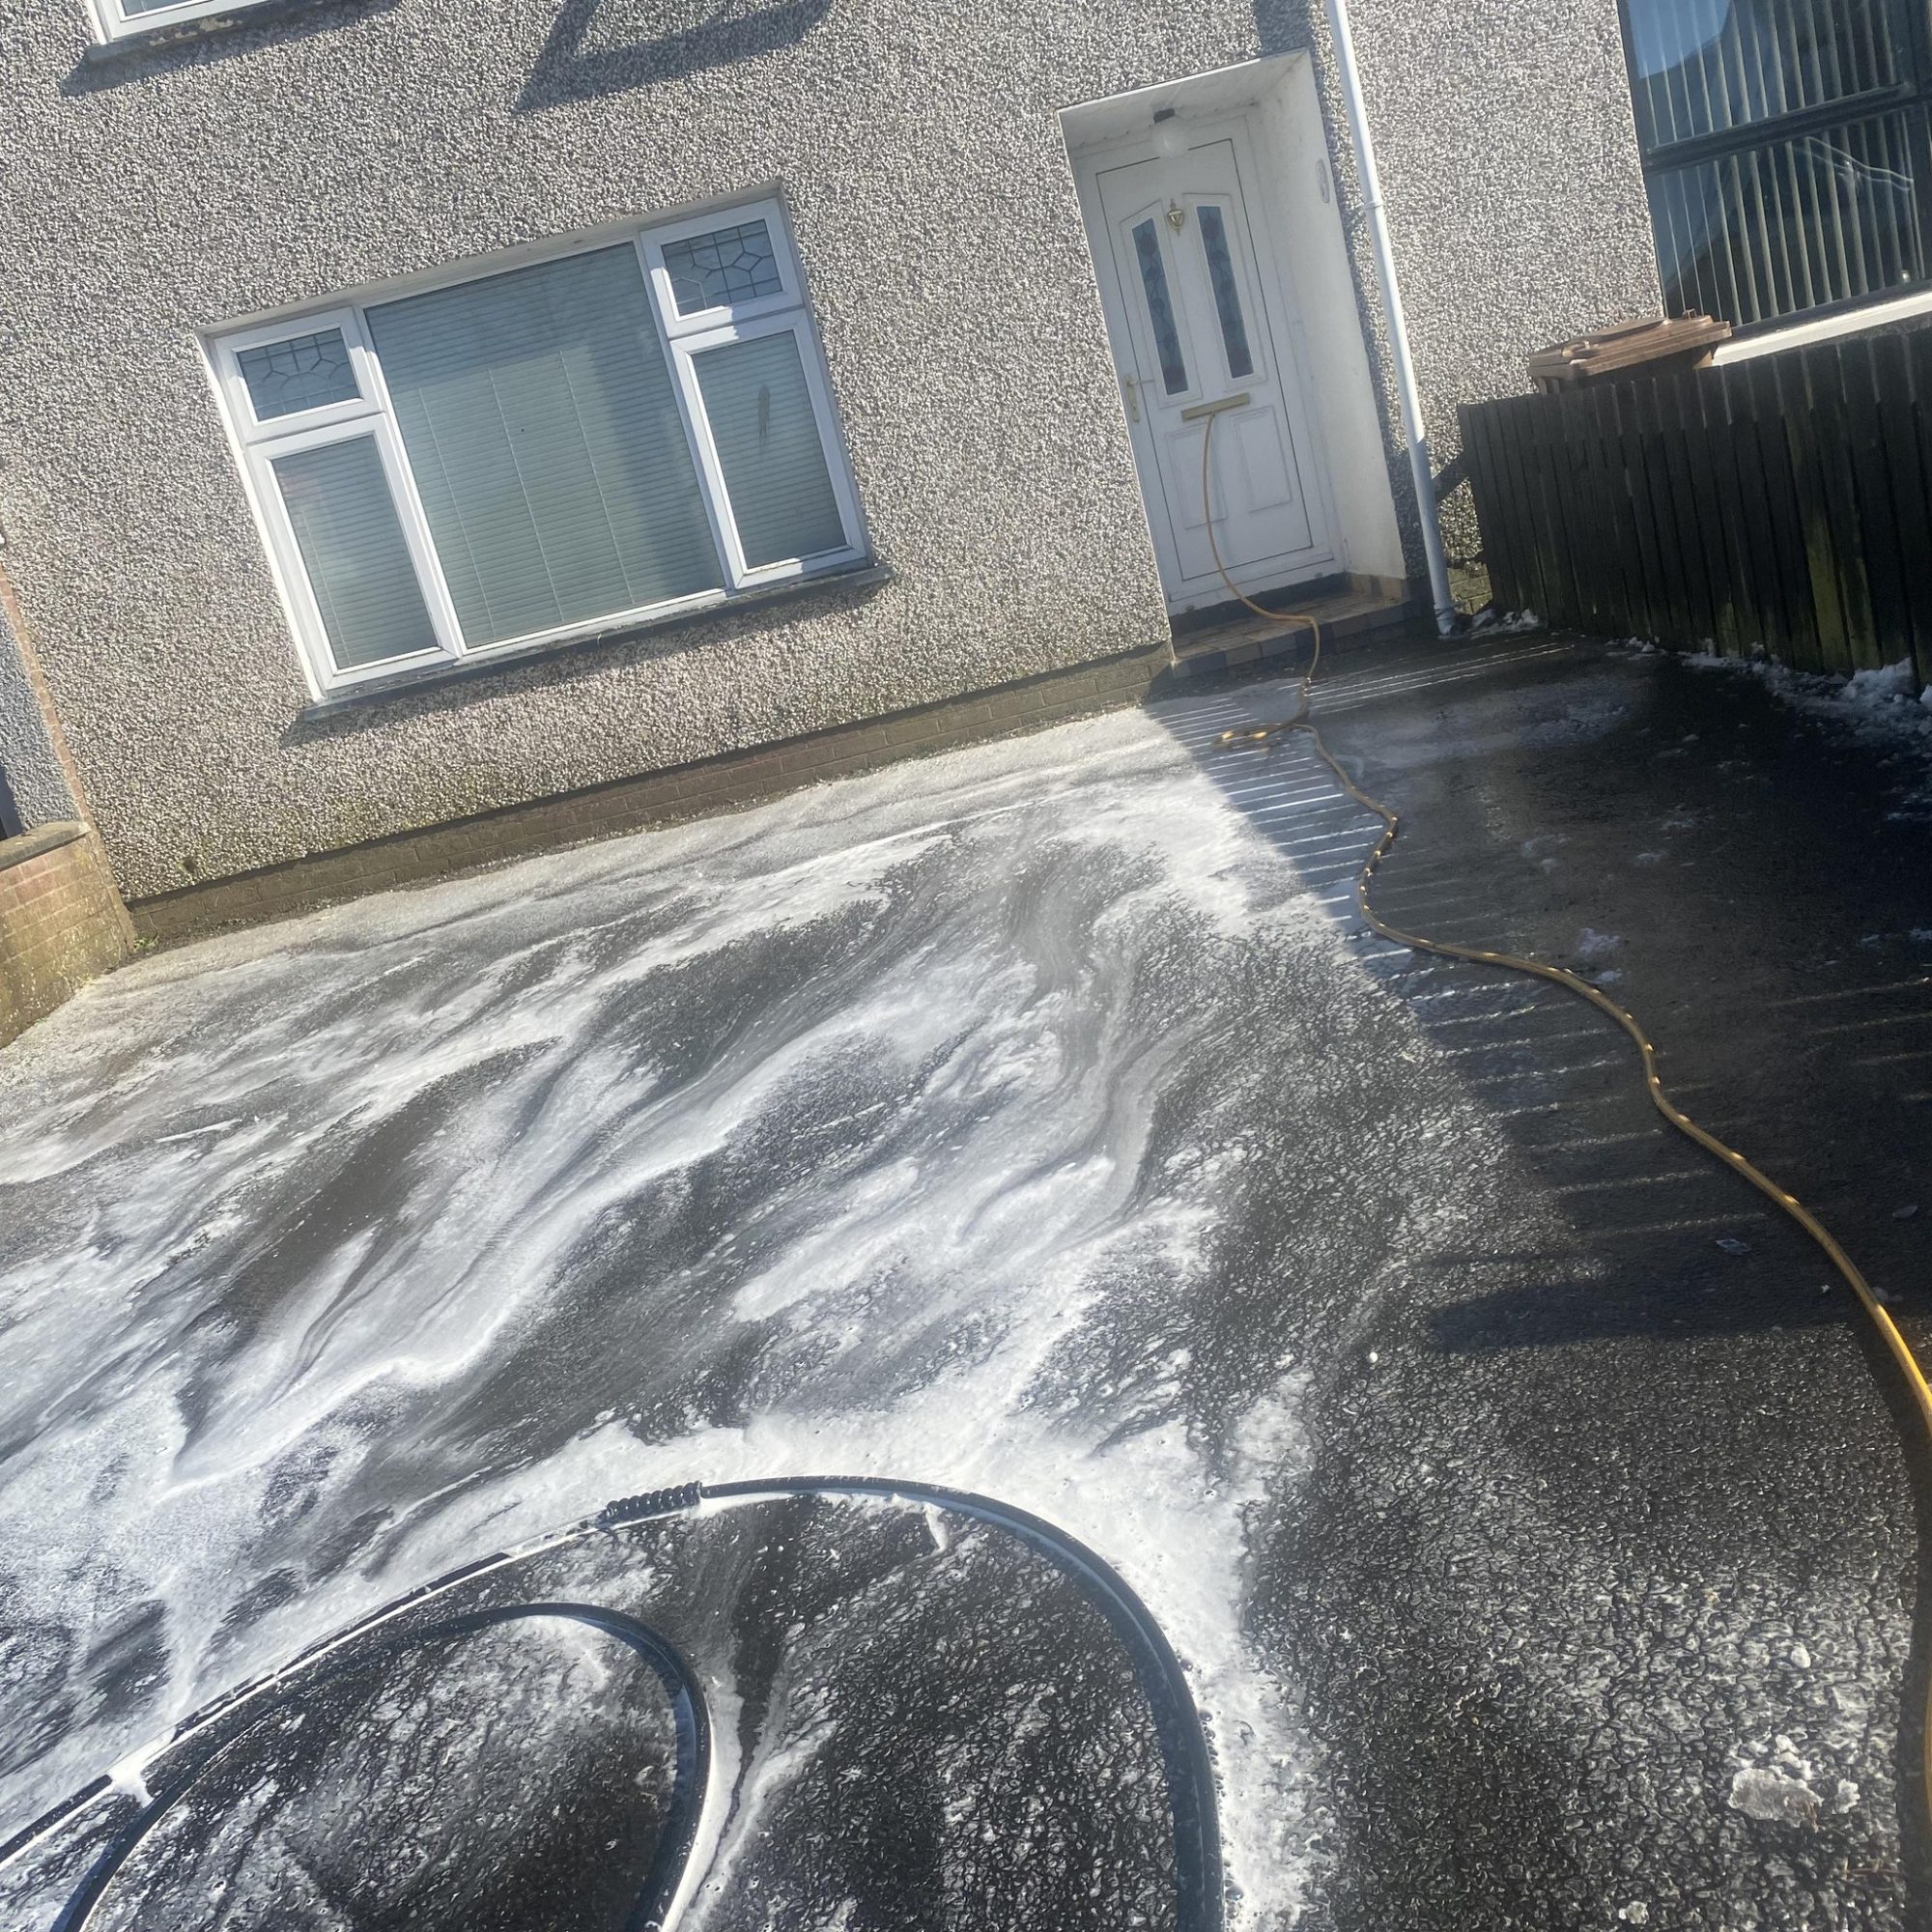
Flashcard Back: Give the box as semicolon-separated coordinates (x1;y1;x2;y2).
1460;329;1932;688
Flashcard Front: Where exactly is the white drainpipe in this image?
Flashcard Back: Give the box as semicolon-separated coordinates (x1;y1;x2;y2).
1321;0;1460;637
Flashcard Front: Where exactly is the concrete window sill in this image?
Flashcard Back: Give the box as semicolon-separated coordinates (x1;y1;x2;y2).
294;560;895;724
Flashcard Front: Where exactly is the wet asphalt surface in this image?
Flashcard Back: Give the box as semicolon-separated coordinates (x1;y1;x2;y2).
1177;635;1932;1930
10;1493;1184;1932
2;631;1931;1929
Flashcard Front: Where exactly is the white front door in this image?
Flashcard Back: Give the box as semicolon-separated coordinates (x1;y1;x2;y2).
1081;121;1334;611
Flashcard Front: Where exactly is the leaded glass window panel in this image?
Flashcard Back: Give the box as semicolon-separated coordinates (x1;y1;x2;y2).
662;219;783;315
1132;218;1188;394
238;329;359;420
1196;205;1255;381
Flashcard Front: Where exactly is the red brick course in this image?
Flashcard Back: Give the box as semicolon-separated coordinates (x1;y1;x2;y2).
0;825;135;1046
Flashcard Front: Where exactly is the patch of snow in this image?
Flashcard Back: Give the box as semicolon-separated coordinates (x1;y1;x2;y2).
1472;608;1545;636
1575;928;1623;963
1682;651;1932;814
104;1745;160;1809
1842;661;1918;705
1728;1765;1820;1827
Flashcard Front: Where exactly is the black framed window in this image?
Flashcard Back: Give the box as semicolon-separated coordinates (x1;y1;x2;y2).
1617;0;1932;329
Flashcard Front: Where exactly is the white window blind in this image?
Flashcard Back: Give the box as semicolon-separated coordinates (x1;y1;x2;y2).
366;247;724;648
213;200;865;696
692;331;848;568
271;439;440;670
1619;0;1932;329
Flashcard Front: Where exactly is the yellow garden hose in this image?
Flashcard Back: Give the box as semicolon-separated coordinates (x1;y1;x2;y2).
1197;408;1932;1833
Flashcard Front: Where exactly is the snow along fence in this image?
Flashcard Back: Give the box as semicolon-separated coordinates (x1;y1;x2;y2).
1461;324;1932;689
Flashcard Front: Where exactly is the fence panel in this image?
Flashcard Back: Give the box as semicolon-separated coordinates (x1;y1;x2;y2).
1462;339;1932;690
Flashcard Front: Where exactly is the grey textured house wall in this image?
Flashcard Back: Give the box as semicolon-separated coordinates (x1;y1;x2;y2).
1261;0;1662;564
0;593;82;832
0;0;1657;900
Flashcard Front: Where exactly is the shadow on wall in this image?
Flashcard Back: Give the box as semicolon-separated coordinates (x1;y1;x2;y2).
1252;0;1318;54
517;0;833;112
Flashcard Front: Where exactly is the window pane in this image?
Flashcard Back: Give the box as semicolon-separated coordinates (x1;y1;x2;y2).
1648;108;1926;325
693;331;847;567
272;438;440;671
238;328;359;420
1196;205;1254;381
1625;0;1909;152
1131;218;1188;395
662;219;783;315
366;245;724;648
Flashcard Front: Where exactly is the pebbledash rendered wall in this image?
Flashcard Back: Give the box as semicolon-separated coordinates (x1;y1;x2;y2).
0;0;1659;914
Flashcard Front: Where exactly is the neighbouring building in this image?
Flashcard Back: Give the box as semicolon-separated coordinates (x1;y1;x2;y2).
0;592;133;1043
2;0;1920;945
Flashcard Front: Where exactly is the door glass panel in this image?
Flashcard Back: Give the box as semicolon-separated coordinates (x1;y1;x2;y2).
693;330;847;567
1196;205;1254;380
1131;218;1188;394
271;437;440;671
366;243;724;648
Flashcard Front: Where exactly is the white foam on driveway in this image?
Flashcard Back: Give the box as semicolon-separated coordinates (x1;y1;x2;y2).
0;695;1593;1924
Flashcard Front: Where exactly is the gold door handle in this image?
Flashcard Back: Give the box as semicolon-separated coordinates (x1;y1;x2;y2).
1123;375;1141;423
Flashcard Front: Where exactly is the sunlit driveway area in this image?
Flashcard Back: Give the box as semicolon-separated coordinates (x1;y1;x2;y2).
3;634;1930;1929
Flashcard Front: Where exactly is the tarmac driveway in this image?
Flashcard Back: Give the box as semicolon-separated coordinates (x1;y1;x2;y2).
0;633;1927;1929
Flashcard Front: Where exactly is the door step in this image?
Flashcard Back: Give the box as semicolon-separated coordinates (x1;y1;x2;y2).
1164;584;1418;681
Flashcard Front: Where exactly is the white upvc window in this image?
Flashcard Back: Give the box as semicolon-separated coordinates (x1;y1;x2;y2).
210;200;867;698
91;0;265;42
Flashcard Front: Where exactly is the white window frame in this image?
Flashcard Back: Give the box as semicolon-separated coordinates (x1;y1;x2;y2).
209;205;867;699
90;0;266;43
668;310;869;588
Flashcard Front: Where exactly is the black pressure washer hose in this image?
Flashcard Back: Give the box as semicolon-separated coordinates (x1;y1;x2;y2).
49;1603;708;1932
24;1477;1222;1932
